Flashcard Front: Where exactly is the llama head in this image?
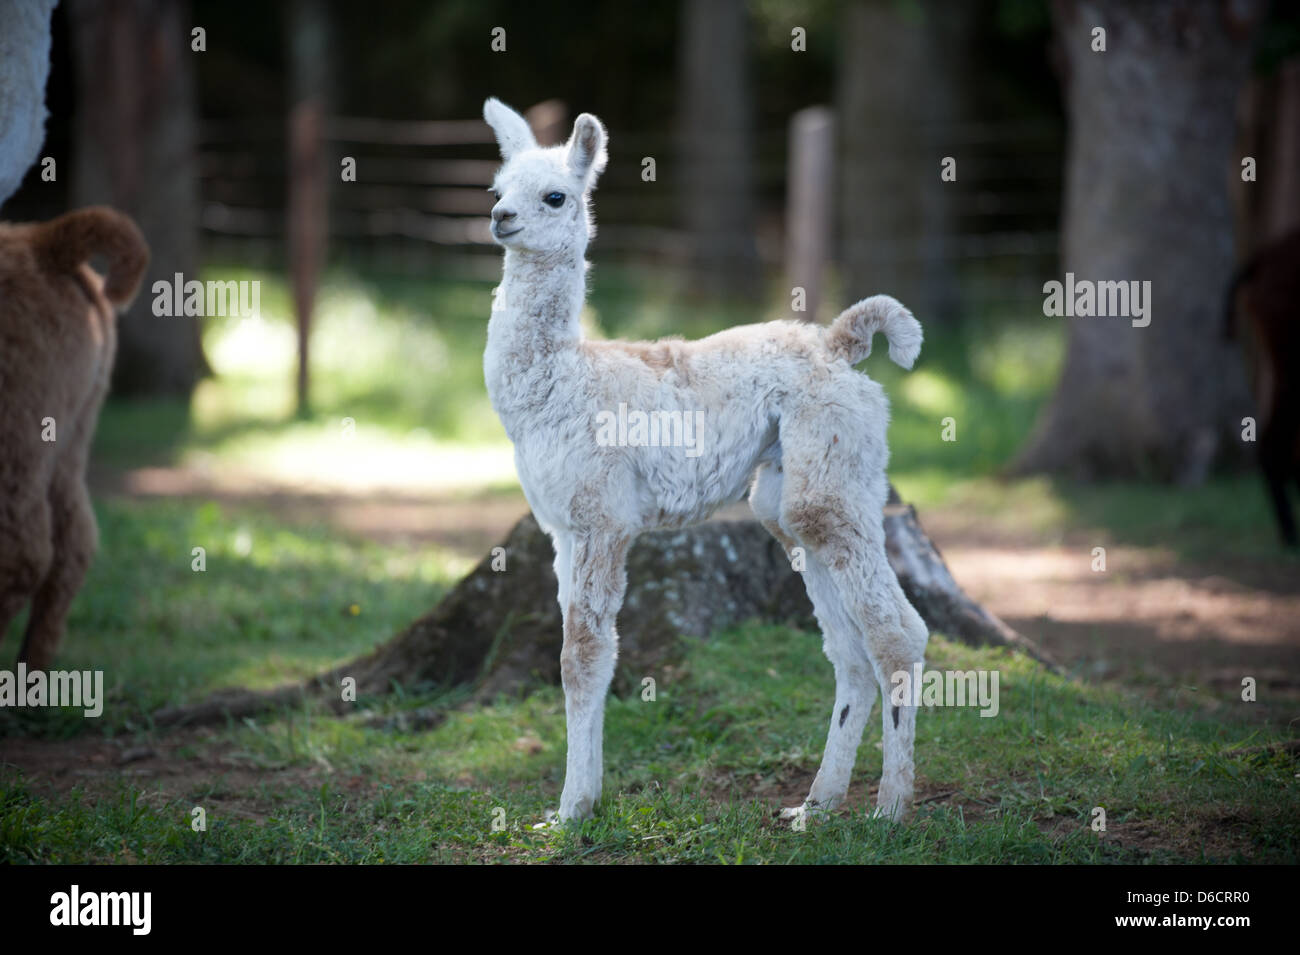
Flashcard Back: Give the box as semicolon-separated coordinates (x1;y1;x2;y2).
483;97;607;255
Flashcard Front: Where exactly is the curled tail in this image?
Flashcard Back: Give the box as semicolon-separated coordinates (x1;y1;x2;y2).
31;206;149;308
824;294;923;368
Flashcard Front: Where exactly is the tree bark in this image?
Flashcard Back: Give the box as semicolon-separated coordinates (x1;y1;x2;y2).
69;0;206;398
155;489;1056;728
836;0;969;326
1013;0;1259;481
677;0;761;299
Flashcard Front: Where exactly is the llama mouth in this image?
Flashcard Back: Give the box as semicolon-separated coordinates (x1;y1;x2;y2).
493;227;523;239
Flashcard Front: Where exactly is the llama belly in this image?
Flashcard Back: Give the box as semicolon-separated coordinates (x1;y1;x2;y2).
634;441;769;530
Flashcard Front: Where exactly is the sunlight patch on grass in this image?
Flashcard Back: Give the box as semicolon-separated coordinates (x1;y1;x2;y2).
898;369;965;418
207;313;298;378
970;319;1064;396
892;472;1069;523
180;425;517;495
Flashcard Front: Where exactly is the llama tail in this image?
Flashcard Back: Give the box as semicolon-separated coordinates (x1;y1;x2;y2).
31;206;150;309
824;295;923;369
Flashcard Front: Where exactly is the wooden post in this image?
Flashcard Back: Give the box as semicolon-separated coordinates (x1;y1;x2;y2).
525;99;567;147
288;0;328;418
786;106;834;322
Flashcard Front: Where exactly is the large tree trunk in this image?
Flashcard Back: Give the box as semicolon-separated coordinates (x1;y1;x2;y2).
1013;0;1259;481
676;0;760;299
69;0;206;398
837;0;969;326
155;489;1055;728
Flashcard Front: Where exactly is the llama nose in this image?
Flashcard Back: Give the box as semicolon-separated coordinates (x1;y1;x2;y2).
492;207;517;224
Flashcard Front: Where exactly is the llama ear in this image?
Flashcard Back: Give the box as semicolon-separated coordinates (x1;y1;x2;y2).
483;97;536;160
565;113;607;186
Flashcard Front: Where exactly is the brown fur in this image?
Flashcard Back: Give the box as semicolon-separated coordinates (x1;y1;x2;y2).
1226;230;1300;546
784;496;858;570
0;206;149;667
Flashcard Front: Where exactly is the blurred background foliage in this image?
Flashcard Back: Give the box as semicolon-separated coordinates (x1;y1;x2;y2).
4;0;1298;535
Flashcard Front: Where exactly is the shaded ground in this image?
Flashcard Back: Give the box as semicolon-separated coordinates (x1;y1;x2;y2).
91;462;1300;707
3;463;1296;863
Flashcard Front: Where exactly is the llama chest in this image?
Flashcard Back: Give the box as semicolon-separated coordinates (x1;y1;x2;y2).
511;431;589;533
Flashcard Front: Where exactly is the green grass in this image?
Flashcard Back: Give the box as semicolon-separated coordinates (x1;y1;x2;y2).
3;625;1295;863
0;497;465;737
3;267;1294;864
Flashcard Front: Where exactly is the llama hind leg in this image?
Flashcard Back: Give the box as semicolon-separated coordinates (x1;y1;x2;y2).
752;461;879;819
779;469;927;820
870;582;928;821
19;478;96;669
0;489;53;653
780;558;879;819
1261;414;1298;546
812;554;927;822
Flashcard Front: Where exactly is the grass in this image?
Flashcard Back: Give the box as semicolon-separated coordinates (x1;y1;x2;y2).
3;624;1296;863
0;497;465;738
2;266;1295;863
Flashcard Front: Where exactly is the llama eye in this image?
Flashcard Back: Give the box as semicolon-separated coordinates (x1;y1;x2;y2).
544;192;565;208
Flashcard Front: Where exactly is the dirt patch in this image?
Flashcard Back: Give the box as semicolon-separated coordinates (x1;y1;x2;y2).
0;729;349;823
934;538;1300;710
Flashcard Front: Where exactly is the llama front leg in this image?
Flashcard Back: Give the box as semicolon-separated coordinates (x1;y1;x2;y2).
557;533;629;821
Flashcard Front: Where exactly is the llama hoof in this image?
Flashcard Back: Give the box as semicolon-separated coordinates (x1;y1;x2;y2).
533;806;593;829
779;802;829;825
871;800;911;824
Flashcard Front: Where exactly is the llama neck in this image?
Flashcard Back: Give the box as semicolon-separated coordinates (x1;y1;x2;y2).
489;248;586;356
485;247;587;425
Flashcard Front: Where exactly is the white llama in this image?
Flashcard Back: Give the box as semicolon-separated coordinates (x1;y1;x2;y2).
482;97;929;824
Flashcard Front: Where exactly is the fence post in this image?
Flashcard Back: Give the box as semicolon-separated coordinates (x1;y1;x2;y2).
288;0;328;418
525;100;567;147
786;106;834;322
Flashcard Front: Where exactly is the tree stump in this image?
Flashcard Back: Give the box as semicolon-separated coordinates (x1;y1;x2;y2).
154;489;1056;727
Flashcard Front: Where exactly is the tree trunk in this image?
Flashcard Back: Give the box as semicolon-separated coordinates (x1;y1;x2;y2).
677;0;760;299
836;0;968;326
69;0;206;398
155;489;1056;728
1013;0;1259;481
